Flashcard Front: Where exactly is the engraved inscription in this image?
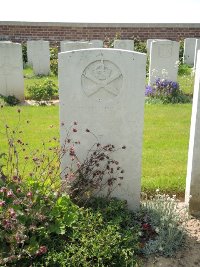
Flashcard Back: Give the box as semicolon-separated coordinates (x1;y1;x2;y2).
158;44;172;58
81;60;123;101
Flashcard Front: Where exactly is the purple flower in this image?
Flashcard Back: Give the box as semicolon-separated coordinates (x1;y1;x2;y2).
145;85;154;96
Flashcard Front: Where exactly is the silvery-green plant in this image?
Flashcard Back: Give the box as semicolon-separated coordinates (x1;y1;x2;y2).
140;190;190;256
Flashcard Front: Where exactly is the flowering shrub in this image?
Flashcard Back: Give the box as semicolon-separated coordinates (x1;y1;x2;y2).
27;79;58;103
60;122;126;206
0;179;78;265
145;78;191;104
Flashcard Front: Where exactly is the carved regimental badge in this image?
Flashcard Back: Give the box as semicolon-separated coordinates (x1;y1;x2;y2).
81;60;123;101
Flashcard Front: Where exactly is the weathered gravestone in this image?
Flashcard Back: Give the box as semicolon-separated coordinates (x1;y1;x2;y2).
114;40;134;50
185;50;200;216
194;39;200;69
59;48;146;210
146;39;169;54
183;38;197;66
27;40;34;66
60;40;70;52
0;42;24;101
60;41;93;52
89;40;104;48
148;40;179;85
31;40;50;76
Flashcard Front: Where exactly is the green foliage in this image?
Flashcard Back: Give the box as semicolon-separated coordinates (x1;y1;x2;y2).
27;79;58;102
0;179;78;265
178;63;192;76
0;95;20;106
104;32;121;48
22;43;28;65
140;192;189;257
50;47;58;76
134;37;147;54
32;198;140;267
179;40;184;64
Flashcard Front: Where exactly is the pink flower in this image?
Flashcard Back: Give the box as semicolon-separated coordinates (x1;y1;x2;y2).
0;187;7;193
7;190;14;198
27;191;33;198
16;188;21;193
0;200;5;207
8;208;16;218
36;245;48;255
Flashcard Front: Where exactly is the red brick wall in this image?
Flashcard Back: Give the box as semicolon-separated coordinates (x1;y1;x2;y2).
1;22;200;45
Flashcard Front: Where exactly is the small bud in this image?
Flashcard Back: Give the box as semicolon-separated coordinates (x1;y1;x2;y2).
27;191;33;198
73;128;77;132
17;109;21;113
122;145;126;149
86;128;90;132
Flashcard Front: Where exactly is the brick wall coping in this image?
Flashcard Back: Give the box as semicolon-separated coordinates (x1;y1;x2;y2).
1;21;200;28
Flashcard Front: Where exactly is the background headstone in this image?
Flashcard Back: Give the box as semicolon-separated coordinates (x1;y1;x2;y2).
0;42;24;101
194;39;200;69
183;38;197;66
185;50;200;216
114;40;134;50
60;40;70;52
148;40;179;85
89;40;104;48
31;40;50;76
59;48;146;210
146;39;169;54
60;41;93;52
27;40;34;66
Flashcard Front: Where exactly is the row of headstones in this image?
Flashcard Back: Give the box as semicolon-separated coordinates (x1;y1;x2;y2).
0;40;199;215
0;38;184;102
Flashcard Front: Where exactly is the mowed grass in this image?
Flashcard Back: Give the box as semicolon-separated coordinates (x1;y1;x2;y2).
0;103;192;198
142;104;192;197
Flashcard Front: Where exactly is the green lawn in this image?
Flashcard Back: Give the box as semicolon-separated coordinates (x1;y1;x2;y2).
0;67;194;197
0;103;192;198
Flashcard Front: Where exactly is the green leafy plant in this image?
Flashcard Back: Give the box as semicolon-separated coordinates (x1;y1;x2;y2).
179;39;184;64
50;47;58;76
0;95;20;106
178;63;192;76
31;198;141;267
22;43;28;65
27;79;58;103
134;37;147;54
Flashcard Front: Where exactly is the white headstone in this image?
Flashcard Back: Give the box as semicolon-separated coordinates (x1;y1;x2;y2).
60;40;70;52
185;50;200;216
148;40;179;85
59;48;146;210
27;40;34;66
60;41;93;52
183;38;197;66
146;39;169;54
114;40;134;50
0;42;24;101
31;40;50;76
89;40;104;48
194;39;200;69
